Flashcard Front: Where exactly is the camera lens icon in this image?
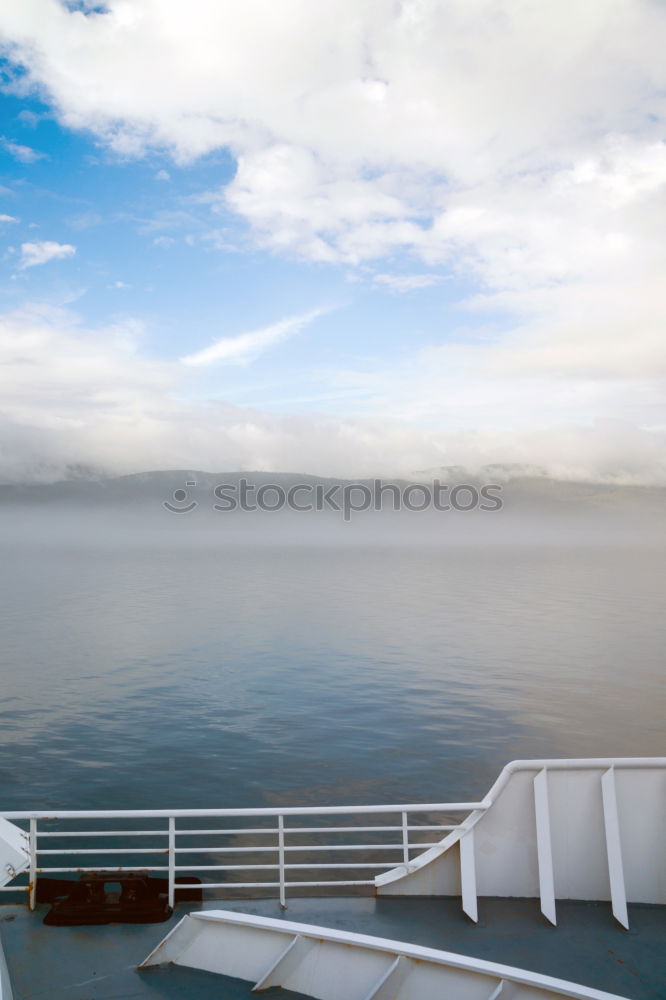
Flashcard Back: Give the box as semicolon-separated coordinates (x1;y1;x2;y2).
163;481;198;513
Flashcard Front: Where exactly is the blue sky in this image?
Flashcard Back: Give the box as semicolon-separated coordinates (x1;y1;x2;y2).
0;85;480;413
0;1;664;482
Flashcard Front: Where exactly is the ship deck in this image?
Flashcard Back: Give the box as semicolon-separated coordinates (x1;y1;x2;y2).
1;896;665;1000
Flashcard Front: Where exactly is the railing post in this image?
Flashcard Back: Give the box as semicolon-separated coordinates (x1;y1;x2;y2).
401;811;410;866
29;818;37;911
278;815;287;909
168;817;175;910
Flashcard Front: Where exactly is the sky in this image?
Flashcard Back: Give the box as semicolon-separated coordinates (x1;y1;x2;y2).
0;0;665;484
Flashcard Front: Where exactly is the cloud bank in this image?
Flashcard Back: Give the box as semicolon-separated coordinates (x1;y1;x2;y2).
0;306;663;485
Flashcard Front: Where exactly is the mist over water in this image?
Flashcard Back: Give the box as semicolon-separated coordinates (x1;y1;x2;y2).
0;487;664;811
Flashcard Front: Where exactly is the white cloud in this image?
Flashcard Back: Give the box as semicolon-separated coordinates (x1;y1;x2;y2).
372;273;442;293
154;168;170;181
0;214;18;224
0;2;665;480
181;308;328;367
1;136;45;163
16;109;43;127
18;241;76;269
0;4;663;337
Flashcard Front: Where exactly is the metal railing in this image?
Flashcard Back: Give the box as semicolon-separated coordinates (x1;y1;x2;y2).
0;800;486;909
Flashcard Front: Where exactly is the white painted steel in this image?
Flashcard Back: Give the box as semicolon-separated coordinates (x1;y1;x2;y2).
167;817;176;909
0;819;29;889
1;802;472;906
253;933;312;989
533;768;557;926
361;954;410;1000
376;758;666;930
277;815;286;908
600;769;628;930
3;758;663;919
139;909;630;1000
28;820;36;911
1;803;483;819
460;829;478;922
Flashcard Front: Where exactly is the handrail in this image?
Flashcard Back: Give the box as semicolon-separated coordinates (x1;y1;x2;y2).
0;800;480;910
0;802;485;820
4;759;664;917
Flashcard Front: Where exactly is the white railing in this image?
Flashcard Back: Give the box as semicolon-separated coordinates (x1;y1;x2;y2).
0;801;486;910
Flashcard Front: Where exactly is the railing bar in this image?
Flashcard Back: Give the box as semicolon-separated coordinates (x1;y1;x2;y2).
1;803;486;820
176;882;282;889
37;831;169;839
36;842;439;864
285;880;374;887
0;885;30;892
286;863;396;870
38;848;170;855
36;858;408;875
36;866;169;873
155;880;375;889
183;843;439;853
168;828;279;837
35;825;454;840
401;812;409;865
278;815;286;908
168;824;457;836
167;817;175;910
170;862;399;872
29;818;37;911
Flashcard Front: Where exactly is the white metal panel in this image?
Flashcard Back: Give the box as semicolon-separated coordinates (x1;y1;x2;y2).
463;767;540;899
613;766;666;904
376;838;462;896
362;955;413;1000
547;768;609;902
0;819;29;887
142;915;293;980
460;829;478;922
533;769;556;925
600;769;628;930
259;938;394;1000
140;909;631;1000
377;758;666;912
389;961;500;1000
253;934;305;990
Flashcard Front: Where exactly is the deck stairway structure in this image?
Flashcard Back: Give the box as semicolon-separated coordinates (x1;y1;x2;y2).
140;909;631;1000
375;758;666;929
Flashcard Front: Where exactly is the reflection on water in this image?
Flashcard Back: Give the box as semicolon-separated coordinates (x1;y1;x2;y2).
0;541;664;810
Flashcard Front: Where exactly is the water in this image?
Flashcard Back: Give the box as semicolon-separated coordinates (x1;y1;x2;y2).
0;540;664;811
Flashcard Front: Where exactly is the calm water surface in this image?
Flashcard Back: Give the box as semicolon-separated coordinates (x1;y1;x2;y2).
0;543;664;810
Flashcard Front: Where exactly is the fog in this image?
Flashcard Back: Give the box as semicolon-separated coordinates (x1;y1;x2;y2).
0;472;663;550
